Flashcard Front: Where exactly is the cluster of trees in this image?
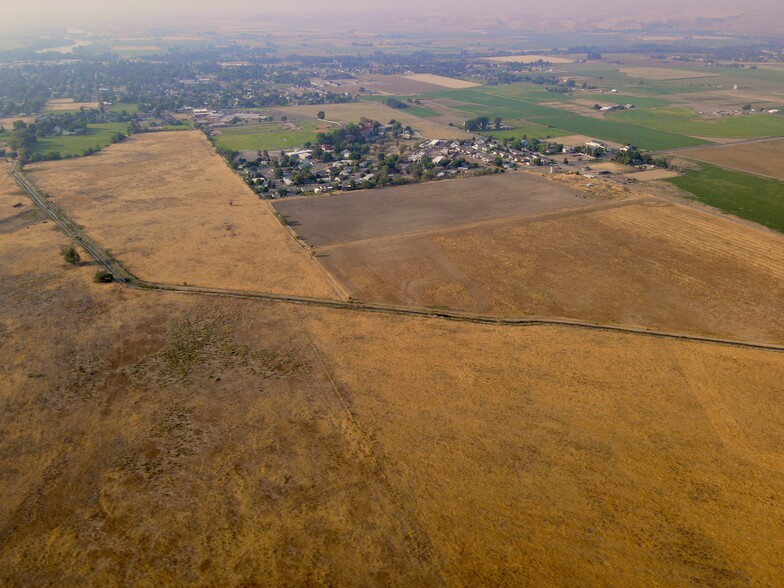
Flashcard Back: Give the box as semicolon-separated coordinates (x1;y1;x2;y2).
614;148;670;168
465;116;503;131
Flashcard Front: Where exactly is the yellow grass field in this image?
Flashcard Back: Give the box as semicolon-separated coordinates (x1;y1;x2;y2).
4;142;784;585
44;98;100;111
401;73;480;89
620;67;721;80
484;54;579;64
25;131;339;298
679;138;784;180
280;102;469;139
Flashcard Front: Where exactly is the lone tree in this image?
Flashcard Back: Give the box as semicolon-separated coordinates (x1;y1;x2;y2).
61;245;81;265
317;111;325;120
93;270;114;283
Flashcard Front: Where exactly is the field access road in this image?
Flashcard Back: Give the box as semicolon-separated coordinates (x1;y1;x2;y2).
10;163;784;354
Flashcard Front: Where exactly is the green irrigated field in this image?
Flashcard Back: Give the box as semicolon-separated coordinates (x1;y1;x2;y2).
480;120;570;141
214;120;337;151
534;114;709;150
32;123;129;156
668;163;784;233
422;88;569;120
106;102;139;114
611;108;784;138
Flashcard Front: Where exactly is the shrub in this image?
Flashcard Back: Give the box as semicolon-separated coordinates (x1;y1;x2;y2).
93;270;114;283
61;245;81;265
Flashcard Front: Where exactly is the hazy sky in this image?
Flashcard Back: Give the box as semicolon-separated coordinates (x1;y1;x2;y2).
4;0;784;32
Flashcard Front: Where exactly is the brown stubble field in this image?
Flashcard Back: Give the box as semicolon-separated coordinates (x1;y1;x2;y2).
25;131;340;299
678;138;784;180
4;152;784;585
303;178;784;343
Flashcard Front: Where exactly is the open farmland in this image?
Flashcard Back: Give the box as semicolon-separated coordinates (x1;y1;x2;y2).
680;138;784;180
30;123;128;156
2;193;784;585
619;67;721;80
214;120;336;151
25;131;338;298
279;102;469;139
279;175;784;343
483;54;580;64
43;98;100;112
401;73;480;89
667;163;784;232
272;173;597;247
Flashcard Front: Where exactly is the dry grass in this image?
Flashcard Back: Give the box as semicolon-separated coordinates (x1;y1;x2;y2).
620;67;721;80
44;98;100;111
401;74;480;89
316;196;784;343
280;102;469;139
626;169;682;181
680;138;784;180
25;131;339;298
3;162;784;585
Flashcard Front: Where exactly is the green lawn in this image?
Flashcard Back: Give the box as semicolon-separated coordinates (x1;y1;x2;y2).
667;163;784;233
214;121;336;151
32;123;129;156
534;114;709;150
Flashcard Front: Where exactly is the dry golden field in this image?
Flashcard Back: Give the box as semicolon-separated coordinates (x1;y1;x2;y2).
625;169;682;181
680;138;784;180
280;102;470;139
313;190;784;343
401;73;480;89
25;132;339;299
2;181;784;584
43;98;100;111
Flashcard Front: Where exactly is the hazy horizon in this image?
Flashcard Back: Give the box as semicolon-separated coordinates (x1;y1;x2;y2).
4;0;784;35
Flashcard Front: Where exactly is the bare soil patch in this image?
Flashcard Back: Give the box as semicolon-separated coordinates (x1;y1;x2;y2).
680;138;784;180
26;131;338;298
401;74;480;89
272;172;596;247
625;169;681;181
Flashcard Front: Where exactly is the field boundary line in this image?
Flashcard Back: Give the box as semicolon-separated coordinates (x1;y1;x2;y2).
10;163;784;354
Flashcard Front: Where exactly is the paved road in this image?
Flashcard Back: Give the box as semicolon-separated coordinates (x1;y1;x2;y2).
10;162;784;354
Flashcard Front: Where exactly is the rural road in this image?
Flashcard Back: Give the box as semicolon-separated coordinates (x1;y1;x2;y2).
10;163;784;353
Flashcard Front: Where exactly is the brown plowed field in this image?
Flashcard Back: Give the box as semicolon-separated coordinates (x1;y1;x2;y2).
680;138;784;179
25;131;338;299
273;173;597;247
311;193;784;343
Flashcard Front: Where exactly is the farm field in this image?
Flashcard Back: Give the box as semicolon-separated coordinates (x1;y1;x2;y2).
667;163;784;233
1;203;784;585
272;173;597;247
483;54;580;64
214;120;336;151
619;67;721;80
297;182;784;343
279;102;469;139
105;101;139;114
680;138;784;180
43;98;100;112
533;114;709;150
25;131;338;298
612;108;784;138
401;73;480;89
479;119;571;140
31;123;128;156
